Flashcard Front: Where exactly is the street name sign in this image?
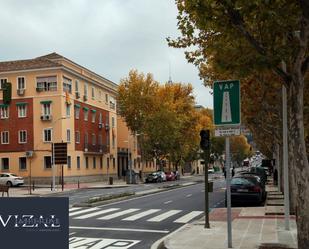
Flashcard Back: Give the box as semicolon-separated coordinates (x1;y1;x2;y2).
53;142;68;165
213;80;241;126
215;127;241;137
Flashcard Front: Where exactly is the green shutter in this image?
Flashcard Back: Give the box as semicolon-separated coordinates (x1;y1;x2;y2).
74;104;81;108
0;104;8;107
40;100;52;104
16;102;28;106
91;109;96;113
83;107;89;111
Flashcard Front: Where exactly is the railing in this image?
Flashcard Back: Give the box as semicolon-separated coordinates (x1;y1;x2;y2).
84;143;109;154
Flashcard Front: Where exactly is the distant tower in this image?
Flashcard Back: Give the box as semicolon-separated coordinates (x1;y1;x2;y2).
168;62;173;84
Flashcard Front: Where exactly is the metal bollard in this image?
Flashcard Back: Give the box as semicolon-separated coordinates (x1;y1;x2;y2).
51;182;52;191
32;181;35;191
77;180;80;189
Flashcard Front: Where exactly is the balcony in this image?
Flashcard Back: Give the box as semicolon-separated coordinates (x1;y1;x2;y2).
83;143;109;154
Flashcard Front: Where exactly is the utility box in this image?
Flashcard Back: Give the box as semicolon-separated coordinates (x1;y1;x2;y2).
208;181;214;192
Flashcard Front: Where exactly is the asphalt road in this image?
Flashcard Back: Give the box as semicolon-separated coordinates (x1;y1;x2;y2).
69;178;226;249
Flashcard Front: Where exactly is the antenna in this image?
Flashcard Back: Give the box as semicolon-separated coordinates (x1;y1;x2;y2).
168;61;172;84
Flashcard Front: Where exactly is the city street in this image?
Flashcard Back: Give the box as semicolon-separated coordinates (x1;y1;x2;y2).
69;178;226;249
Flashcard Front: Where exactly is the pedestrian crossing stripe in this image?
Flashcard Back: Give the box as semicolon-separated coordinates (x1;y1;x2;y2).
70;208;203;224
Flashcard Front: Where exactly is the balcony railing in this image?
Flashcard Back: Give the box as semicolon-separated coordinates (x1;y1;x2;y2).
84;143;109;154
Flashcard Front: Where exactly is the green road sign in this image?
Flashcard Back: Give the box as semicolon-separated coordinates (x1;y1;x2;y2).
213;80;241;126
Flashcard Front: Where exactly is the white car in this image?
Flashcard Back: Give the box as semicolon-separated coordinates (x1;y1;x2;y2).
0;173;24;186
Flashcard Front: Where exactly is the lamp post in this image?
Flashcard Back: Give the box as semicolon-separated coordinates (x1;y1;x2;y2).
51;116;66;191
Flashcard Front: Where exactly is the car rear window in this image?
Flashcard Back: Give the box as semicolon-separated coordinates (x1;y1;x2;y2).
231;178;254;185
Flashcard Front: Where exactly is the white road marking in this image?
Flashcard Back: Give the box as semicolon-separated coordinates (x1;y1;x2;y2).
164;200;172;204
98;208;140;220
201;190;205;192
70;226;169;234
186;194;192;197
122;209;161;221
69;236;140;248
173;211;203;223
69;207;82;212
74;208;120;219
69;232;76;236
70;207;99;217
147;210;182;222
182;182;195;186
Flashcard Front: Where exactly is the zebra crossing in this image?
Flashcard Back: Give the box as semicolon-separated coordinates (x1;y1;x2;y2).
69;207;203;224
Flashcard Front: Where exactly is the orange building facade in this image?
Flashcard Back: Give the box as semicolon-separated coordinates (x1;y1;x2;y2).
0;53;118;183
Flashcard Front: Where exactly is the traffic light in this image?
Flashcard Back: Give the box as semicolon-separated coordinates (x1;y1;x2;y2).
200;129;210;150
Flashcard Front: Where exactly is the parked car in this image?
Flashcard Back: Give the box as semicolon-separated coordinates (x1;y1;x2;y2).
145;172;162;183
0;173;24;186
173;171;180;180
165;171;176;181
226;175;264;206
155;171;166;181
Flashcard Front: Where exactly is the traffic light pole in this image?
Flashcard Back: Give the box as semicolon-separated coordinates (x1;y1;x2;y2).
203;149;210;229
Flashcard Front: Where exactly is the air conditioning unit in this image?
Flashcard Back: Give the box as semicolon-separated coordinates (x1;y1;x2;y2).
83;95;88;101
40;115;52;121
105;124;110;131
75;92;80;99
17;89;25;95
98;123;104;129
25;151;33;158
84;148;88;152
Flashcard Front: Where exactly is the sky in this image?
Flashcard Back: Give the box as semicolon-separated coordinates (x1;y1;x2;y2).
0;0;213;108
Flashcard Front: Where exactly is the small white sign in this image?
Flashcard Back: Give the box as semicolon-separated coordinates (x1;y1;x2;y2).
215;127;241;137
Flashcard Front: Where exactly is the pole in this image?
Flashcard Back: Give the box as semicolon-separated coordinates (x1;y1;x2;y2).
52;142;56;191
282;85;290;230
276;143;281;192
29;158;32;195
128;132;132;184
61;165;64;191
204;150;210;228
226;137;232;248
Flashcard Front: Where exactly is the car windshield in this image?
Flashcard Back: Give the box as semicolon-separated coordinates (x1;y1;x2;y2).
10;174;17;177
231;178;254;186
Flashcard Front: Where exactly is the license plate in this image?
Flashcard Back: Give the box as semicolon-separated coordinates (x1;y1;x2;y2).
237;189;249;192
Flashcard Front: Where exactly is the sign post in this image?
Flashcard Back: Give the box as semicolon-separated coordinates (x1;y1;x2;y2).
213;80;241;248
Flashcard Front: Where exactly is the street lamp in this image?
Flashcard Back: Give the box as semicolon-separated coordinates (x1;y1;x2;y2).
51;116;66;191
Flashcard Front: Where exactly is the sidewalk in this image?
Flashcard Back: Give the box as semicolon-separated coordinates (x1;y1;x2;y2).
159;185;298;249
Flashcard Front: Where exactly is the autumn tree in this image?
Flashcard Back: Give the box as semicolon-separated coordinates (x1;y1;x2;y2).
168;1;309;247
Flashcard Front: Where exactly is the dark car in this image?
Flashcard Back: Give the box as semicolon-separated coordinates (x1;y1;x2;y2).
249;166;267;185
226;175;264;206
238;171;266;187
165;171;176;181
145;172;162;183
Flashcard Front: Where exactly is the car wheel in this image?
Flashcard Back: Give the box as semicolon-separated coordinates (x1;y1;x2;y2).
6;181;12;187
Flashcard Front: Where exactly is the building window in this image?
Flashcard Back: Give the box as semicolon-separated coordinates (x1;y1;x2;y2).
75;80;79;93
63;77;72;93
1;158;9;170
67;156;71;169
93;157;96;169
77;156;80;169
99;113;102;124
75;131;80;144
36;76;57;91
1;131;9;144
85;133;88;145
113;158;116;169
17;105;27;118
17;77;25;89
106;131;110;146
100;157;103;169
0;78;7;89
112;117;115;127
44;156;52;169
0;106;9;119
112;136;115;149
105;93;109;103
91;111;96;123
85;157;89;169
66;104;71;117
74;106;80;119
92;133;96;145
99;91;102;102
84;108;88;121
98;135;102;146
107;158;110;169
67;129;71;143
84;83;88;97
19;157;27;170
43;128;52;142
91;86;95;99
41;103;51;115
18;130;27;144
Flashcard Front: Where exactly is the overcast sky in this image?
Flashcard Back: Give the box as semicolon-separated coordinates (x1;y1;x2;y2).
0;0;212;108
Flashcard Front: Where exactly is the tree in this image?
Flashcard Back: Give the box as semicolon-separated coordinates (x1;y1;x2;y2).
168;1;309;247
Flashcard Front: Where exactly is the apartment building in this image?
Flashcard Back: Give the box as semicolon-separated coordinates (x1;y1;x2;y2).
0;53;118;183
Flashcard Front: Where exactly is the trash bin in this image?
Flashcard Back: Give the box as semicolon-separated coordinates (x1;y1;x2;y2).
109;177;113;185
208;181;213;192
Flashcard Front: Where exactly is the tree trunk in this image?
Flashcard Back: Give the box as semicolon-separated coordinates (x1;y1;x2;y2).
289;78;309;249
